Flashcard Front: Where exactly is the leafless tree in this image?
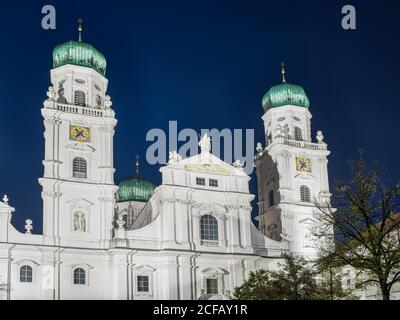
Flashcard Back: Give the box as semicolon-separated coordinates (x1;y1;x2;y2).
314;155;400;300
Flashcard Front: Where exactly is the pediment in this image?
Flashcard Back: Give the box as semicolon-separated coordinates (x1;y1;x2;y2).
192;202;227;215
66;142;96;153
67;198;94;208
14;259;40;266
185;163;230;176
70;263;94;270
166;152;247;177
295;172;317;181
201;267;228;275
133;264;156;272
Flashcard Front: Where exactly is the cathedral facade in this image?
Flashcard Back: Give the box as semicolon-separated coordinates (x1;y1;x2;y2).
0;32;332;300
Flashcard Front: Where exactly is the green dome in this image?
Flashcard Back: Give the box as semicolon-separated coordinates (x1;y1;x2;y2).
117;175;156;203
53;40;107;76
262;82;310;112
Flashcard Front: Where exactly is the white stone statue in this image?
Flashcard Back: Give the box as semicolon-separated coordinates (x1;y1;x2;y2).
276;124;289;139
46;86;56;101
256;142;263;155
2;195;9;205
168;151;183;164
232;159;244;171
303;229;316;248
73;212;86;232
117;213;126;230
25;219;33;234
56;83;67;104
199;133;211;153
104;95;113;109
316;130;325;144
282;124;289;139
96;95;103;109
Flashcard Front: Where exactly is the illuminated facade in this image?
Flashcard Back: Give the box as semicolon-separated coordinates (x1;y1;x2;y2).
0;32;331;300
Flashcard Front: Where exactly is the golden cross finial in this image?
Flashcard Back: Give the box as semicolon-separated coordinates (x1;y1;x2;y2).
78;18;83;42
281;62;286;83
135;155;140;175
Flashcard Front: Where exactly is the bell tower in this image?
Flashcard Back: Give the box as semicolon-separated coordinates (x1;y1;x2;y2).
255;64;331;258
39;20;118;248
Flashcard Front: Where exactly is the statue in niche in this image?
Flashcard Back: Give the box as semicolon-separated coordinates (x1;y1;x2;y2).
73;212;86;232
56;83;67;104
282;124;290;139
304;229;316;248
276;124;289;139
96;94;103;109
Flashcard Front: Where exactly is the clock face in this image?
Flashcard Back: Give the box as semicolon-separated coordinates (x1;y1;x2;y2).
296;157;312;173
70;125;90;142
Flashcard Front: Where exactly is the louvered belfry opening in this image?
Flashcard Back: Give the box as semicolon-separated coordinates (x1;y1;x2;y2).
73;157;87;178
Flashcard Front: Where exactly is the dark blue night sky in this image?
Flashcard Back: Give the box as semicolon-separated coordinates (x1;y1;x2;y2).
0;0;399;233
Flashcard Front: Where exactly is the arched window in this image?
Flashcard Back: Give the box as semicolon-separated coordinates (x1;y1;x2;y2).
294;127;303;141
268;190;275;208
300;185;311;202
73;157;87;178
20;265;33;283
73;268;86;285
74;90;86;107
200;215;219;241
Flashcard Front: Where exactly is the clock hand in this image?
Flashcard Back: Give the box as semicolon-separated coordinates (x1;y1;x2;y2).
76;130;84;138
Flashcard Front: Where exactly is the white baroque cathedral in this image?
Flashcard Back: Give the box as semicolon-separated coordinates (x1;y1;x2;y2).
0;28;333;300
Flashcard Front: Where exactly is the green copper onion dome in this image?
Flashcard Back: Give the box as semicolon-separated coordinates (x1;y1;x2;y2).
117;175;156;203
53;41;107;76
52;19;107;76
116;157;156;203
262;64;310;112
